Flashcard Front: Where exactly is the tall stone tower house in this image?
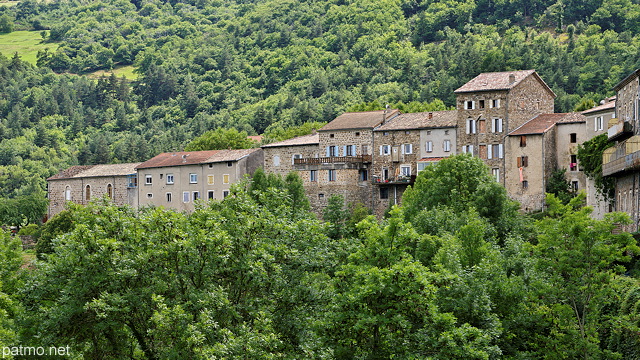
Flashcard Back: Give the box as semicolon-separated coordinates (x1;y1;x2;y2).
455;70;556;186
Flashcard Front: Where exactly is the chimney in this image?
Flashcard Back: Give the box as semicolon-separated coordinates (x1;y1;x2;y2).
383;104;390;123
509;74;516;84
428;112;433;120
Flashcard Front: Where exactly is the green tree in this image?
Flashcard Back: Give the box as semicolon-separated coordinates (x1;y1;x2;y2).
546;168;574;204
0;15;14;34
185;128;255;151
577;133;615;201
531;193;639;358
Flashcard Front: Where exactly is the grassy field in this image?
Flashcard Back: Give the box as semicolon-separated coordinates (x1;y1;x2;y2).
0;30;56;65
89;65;138;80
0;1;19;7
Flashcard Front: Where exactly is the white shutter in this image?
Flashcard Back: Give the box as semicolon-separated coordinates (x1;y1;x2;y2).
491;119;495;133
469;145;474;156
487;144;492;159
466;119;470;134
498;119;503;133
498;144;504;158
380;146;383;155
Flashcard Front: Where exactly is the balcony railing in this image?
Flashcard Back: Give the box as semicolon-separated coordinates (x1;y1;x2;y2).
372;175;416;185
294;155;372;165
603;135;640;176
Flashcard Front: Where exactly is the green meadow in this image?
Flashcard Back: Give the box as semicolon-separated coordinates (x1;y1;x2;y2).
88;65;138;80
0;30;55;65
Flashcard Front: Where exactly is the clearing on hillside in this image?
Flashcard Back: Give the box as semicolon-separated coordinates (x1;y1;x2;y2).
0;30;55;65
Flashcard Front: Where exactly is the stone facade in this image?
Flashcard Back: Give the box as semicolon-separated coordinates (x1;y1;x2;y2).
47;164;139;218
555;121;587;198
455;71;555;187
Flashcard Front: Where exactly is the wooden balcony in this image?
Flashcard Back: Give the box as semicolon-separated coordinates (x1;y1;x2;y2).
603;136;640;176
372;175;416;185
294;155;372;165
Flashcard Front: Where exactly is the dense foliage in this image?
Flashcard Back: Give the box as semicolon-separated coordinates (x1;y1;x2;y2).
0;159;638;359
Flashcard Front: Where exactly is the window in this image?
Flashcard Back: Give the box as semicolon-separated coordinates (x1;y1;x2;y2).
492;118;503;133
359;169;368;181
193;191;199;201
330;133;335;138
570;155;578;171
127;174;137;188
465;100;475;110
223;174;230;184
491;144;503;158
572;181;579;191
208;163;214;169
517;156;529;167
417;162;430;173
227;161;233;167
466;119;476;134
520;136;526;147
522;180;528;189
183;191;189;203
478;100;485;109
328;169;337;182
361;145;369;155
147;193;153;198
463;145;474;156
65;186;71;201
570;133;577;143
479;144;487;159
400;165;411;177
595;116;604;131
444;140;451;152
383;132;389;136
355;132;360;136
166;192;172;202
207;175;214;185
85;185;91;201
492;168;500;182
107;184;113;199
145;174;152;185
426;130;432;135
478;119;486;133
346;145;356;156
292;154;302;164
403;144;412;154
273;155;280;166
380;187;389;199
426;141;433;153
310;170;317;182
223;190;230;198
444;130;449;135
190;173;198;184
380;145;391;155
208;190;214;199
491;99;500;108
166;174;174;184
328;146;338;157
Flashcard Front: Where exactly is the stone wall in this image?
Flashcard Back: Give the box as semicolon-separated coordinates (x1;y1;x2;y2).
505;133;548;212
555;122;587;195
263;144;319;176
615;173;639;232
48;176;136;218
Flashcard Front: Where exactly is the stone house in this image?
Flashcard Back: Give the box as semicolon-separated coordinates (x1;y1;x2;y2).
293;109;400;212
603;70;640;231
47;163;140;218
506;113;586;212
455;70;556;187
135;148;263;212
371;110;457;216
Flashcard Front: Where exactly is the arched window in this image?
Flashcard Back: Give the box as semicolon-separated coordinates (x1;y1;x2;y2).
65;186;71;201
85;185;91;201
107;184;113;199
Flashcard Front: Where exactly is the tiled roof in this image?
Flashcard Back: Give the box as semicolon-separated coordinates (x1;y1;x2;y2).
47;163;140;180
508;113;585;136
375;111;457;131
136;149;259;169
319;109;401;131
582;99;616;115
261;133;319;148
454;70;554;96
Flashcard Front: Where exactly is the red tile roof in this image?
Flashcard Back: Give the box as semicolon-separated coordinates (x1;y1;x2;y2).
136;149;260;169
375;111;457;131
508;113;586;136
320;109;401;131
454;70;554;97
